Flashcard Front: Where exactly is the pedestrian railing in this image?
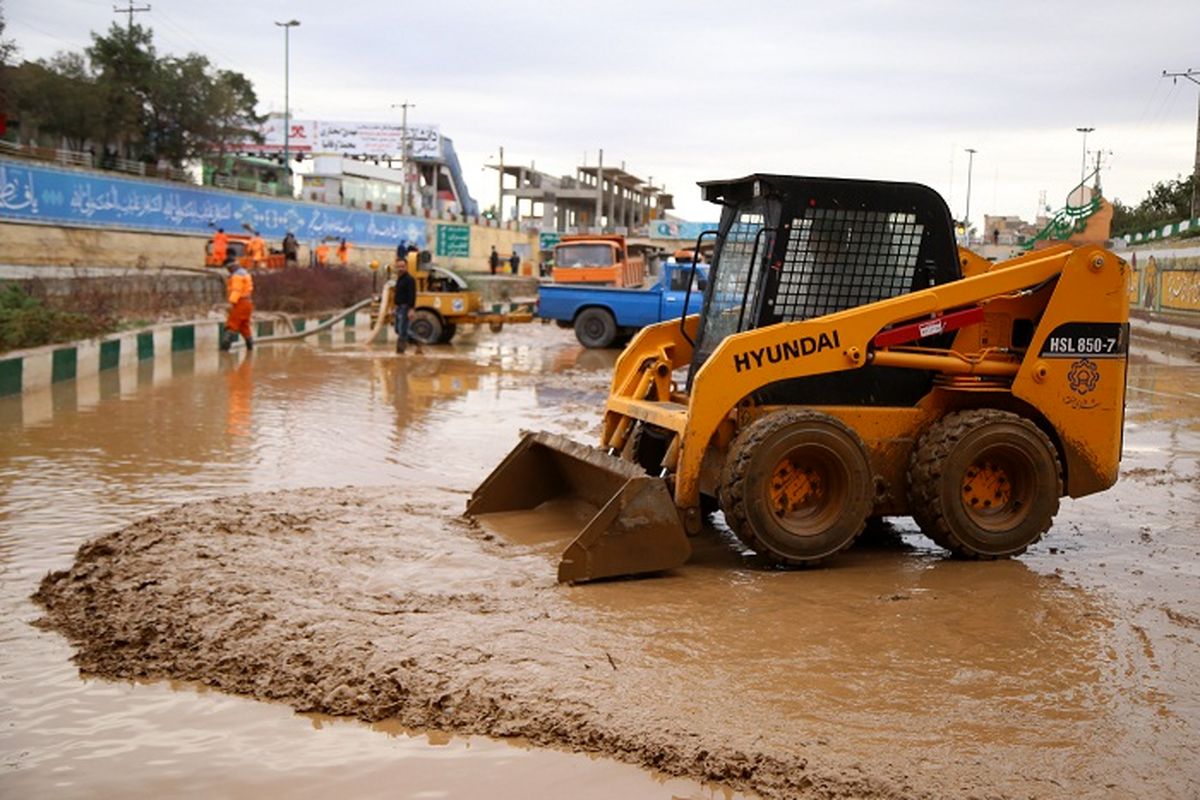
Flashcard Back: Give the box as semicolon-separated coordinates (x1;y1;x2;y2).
0;139;193;183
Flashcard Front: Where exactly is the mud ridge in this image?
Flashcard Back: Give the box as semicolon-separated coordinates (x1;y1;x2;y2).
34;488;925;800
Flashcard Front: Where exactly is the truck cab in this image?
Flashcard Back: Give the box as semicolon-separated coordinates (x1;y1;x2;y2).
552;234;646;287
537;258;708;348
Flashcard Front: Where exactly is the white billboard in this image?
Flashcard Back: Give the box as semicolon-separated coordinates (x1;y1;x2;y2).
231;118;441;159
247;117;317;152
315;121;440;160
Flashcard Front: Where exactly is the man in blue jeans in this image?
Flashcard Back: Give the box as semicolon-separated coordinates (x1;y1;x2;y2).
393;258;417;353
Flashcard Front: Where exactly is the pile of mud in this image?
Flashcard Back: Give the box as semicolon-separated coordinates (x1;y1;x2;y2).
35;488;920;800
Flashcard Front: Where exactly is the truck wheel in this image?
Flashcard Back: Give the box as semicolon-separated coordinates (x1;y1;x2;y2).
907;409;1061;558
437;322;457;344
719;410;873;565
409;309;443;344
575;308;617;348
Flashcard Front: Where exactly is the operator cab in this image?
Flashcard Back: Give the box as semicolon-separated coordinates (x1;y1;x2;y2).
688;174;961;405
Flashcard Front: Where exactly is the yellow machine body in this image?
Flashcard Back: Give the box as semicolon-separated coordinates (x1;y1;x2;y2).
468;174;1130;582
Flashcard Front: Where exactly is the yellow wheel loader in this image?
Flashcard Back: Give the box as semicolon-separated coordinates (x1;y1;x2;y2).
469;174;1130;582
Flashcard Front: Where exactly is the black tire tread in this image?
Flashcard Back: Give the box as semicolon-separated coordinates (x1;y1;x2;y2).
907;409;1062;559
720;409;871;566
574;307;617;348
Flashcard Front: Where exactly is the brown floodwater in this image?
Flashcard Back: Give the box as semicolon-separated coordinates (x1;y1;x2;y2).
3;324;1199;798
0;327;739;799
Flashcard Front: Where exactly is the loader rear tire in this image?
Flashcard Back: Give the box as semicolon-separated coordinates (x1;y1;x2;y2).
575;308;617;348
438;322;457;343
907;409;1062;559
409;309;443;345
720;410;873;565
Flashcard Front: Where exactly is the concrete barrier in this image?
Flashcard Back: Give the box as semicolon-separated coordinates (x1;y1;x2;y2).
0;311;375;398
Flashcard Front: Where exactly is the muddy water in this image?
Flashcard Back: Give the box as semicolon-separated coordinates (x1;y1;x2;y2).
5;325;1200;798
1;329;736;798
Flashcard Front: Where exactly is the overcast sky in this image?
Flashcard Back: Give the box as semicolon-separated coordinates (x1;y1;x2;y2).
6;0;1199;224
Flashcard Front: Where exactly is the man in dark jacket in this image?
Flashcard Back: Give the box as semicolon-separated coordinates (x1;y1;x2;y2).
282;232;299;268
489;245;500;275
393;258;418;354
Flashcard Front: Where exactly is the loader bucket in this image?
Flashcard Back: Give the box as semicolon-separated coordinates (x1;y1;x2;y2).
466;431;691;583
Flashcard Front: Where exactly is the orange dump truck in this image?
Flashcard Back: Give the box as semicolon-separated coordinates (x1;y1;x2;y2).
552;234;646;287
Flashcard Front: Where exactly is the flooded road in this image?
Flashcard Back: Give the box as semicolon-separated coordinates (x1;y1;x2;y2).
4;324;1199;798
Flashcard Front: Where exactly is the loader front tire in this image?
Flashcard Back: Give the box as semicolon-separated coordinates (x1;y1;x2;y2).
720;410;873;565
575;308;617;348
409;309;444;344
907;409;1062;558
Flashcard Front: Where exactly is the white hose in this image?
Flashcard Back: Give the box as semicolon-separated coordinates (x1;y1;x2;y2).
254;296;375;345
363;280;396;346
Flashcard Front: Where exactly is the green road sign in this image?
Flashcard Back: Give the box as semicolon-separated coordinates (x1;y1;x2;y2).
539;232;562;251
436;224;471;257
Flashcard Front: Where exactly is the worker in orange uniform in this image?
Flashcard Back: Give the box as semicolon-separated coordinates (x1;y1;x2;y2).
316;240;330;267
211;227;229;266
221;260;255;351
337;238;351;267
247;230;267;269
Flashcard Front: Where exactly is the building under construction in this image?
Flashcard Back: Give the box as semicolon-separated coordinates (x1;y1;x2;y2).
489;151;674;233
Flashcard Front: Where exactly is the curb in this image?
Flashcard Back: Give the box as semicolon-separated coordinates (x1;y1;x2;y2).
0;311;373;398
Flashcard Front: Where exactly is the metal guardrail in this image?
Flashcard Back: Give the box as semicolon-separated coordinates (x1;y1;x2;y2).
0;139;192;183
209;173;291;198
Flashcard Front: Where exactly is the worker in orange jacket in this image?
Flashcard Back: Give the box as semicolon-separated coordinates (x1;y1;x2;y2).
337;238;351;267
316;241;330;267
211;228;229;266
221;261;255;351
248;231;267;269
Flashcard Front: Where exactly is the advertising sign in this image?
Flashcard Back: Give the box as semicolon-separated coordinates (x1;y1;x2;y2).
435;223;471;257
230;119;441;160
252;117;317;153
314;121;441;160
0;158;426;248
649;220;721;241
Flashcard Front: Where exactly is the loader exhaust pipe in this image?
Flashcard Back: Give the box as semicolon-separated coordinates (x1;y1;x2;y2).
466;432;691;583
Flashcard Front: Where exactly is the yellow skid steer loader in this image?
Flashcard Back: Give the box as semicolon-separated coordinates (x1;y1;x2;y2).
468;174;1130;582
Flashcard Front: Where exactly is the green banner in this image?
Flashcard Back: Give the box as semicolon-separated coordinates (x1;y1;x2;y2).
539;232;562;251
436;224;471;257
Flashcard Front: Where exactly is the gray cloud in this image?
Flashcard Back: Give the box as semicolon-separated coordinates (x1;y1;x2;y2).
7;0;1198;221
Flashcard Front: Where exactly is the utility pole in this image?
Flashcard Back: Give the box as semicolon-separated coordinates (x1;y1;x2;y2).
113;1;150;32
595;148;604;234
1074;127;1094;205
391;101;415;212
1163;68;1200;220
964;147;977;236
497;145;504;224
274;20;299;190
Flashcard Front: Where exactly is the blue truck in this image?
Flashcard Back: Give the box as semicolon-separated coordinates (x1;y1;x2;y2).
537;259;709;348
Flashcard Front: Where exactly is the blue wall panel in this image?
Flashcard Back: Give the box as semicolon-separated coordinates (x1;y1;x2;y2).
0;158;426;248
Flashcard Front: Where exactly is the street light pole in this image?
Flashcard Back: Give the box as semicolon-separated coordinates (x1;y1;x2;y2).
964;147;977;236
391;101;415;212
1075;126;1094;204
275;20;300;193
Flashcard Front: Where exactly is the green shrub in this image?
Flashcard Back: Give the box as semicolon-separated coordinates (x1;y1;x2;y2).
0;284;116;353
